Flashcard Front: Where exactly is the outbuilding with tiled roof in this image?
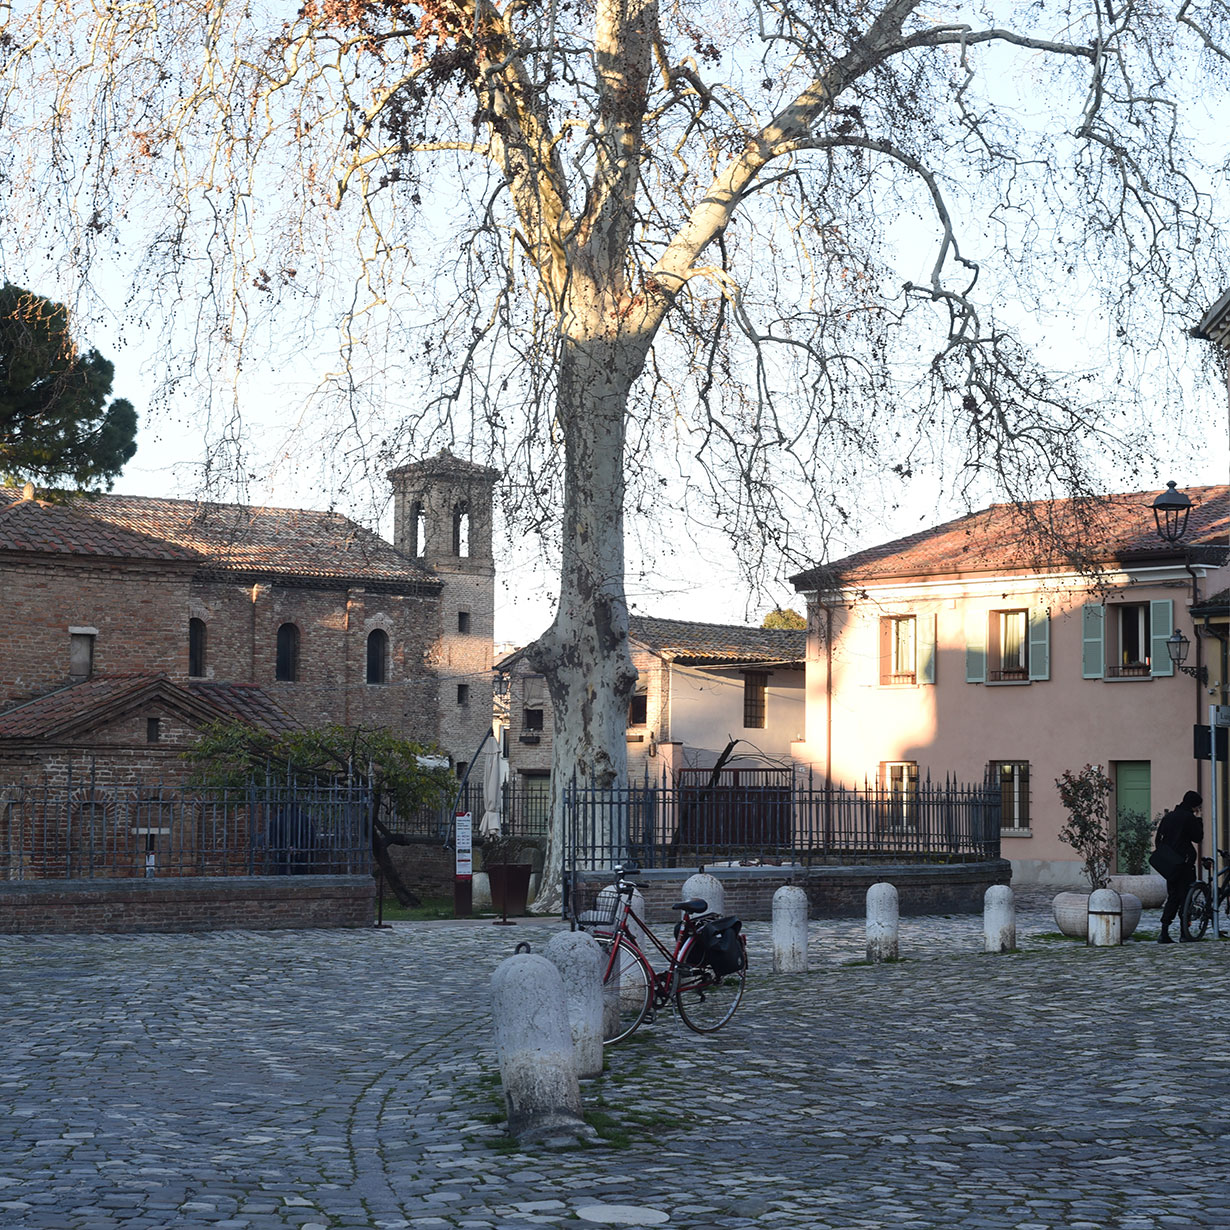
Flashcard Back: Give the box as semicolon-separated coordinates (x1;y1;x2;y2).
498;615;806;797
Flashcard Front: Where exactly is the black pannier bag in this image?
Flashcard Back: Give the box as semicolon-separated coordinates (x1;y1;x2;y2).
687;915;745;976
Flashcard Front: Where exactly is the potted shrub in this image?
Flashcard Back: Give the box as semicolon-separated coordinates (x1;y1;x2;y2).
1052;765;1142;939
1109;809;1167;909
479;834;535;916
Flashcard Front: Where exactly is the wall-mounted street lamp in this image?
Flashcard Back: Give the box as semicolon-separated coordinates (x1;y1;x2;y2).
1152;480;1193;543
1166;629;1210;685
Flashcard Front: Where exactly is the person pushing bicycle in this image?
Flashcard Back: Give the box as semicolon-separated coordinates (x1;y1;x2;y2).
1154;791;1203;944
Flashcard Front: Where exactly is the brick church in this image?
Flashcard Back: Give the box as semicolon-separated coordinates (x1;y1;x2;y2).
0;452;498;788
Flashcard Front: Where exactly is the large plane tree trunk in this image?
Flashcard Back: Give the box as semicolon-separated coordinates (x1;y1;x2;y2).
527;289;660;912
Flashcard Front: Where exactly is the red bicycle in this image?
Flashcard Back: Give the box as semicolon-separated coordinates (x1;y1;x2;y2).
575;862;747;1043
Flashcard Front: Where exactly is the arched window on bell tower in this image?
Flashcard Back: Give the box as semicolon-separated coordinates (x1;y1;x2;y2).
452;501;470;558
410;501;426;557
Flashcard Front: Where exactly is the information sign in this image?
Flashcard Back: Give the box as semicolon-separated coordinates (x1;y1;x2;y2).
455;812;473;876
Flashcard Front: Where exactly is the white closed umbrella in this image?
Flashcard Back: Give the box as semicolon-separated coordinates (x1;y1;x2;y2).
480;745;503;838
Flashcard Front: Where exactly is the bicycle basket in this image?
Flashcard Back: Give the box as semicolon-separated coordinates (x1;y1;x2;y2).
687;915;745;976
576;886;620;933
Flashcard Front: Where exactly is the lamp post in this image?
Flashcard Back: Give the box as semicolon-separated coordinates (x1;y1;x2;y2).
1165;629;1210;685
1152;480;1192;544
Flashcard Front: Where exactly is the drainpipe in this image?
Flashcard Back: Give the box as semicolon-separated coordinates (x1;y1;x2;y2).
814;602;833;789
1183;559;1205;800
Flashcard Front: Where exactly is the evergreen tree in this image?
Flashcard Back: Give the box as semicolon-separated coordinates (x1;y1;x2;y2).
0;284;137;489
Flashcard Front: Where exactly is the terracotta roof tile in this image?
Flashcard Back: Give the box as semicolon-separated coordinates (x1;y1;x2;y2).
0;675;297;739
498;616;807;672
0;488;436;587
629;616;805;665
792;486;1230;589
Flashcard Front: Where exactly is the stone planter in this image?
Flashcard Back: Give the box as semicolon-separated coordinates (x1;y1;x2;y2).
488;863;533;916
1053;890;1143;940
1108;873;1167;909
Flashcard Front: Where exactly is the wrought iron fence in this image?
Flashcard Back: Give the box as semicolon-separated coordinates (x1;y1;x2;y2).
0;773;372;881
382;778;551;841
564;770;1001;871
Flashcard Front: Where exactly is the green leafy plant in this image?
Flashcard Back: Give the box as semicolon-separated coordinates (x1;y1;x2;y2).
185;721;454;905
1116;808;1155;876
1055;764;1114;890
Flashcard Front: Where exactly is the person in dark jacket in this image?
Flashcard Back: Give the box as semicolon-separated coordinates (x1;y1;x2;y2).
1155;791;1203;943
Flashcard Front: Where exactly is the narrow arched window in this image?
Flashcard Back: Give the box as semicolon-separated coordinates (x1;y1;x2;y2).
411;500;426;557
366;629;389;684
188;618;207;677
276;623;300;682
452;501;470;557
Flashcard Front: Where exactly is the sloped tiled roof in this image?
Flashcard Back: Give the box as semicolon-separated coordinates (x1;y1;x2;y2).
792;486;1230;590
496;616;807;673
387;449;500;483
1191;587;1230;618
628;616;805;666
0;488;437;588
0;675;297;740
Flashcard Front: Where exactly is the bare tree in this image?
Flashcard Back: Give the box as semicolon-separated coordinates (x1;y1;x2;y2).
2;0;1227;905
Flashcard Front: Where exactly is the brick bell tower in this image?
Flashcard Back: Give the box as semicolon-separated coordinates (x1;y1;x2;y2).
388;451;500;769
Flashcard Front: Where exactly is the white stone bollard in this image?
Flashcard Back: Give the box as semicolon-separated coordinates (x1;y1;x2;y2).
681;871;724;917
490;953;594;1144
471;871;492;912
866;882;899;963
772;885;809;973
1087;888;1123;947
983;885;1016;953
544;930;605;1079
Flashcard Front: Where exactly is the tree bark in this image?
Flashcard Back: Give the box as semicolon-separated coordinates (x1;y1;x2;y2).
527;285;659;911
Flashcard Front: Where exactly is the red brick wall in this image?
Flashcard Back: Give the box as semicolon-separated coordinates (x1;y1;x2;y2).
1;560;187;703
1;562;447;758
0;875;376;934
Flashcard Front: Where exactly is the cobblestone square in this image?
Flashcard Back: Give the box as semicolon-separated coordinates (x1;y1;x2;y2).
2;897;1228;1229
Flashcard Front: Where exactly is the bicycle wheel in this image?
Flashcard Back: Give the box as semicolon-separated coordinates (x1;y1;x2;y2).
1182;882;1211;940
673;940;746;1034
599;937;652;1045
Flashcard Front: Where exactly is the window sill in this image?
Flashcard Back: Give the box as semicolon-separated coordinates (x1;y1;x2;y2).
518;733;542;744
985;679;1032;687
1102;674;1156;682
626;734;645;743
1001;828;1032;839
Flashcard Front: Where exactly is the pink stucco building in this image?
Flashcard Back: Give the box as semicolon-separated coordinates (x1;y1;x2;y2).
791;486;1229;889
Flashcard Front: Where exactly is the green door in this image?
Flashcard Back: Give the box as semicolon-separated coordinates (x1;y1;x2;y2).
1114;761;1151;872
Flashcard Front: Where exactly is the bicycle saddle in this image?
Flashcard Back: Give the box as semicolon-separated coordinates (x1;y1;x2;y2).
671;898;708;914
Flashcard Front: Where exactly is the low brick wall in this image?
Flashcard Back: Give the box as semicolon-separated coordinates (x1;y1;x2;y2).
0;875;376;935
571;860;1013;923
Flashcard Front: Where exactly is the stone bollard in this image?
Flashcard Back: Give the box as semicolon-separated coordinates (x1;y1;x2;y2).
772;885;809;973
681;871;724;916
866;882;899;963
543;930;605;1079
490;953;595;1144
983;885;1016;953
1087;888;1123;947
471;871;492;912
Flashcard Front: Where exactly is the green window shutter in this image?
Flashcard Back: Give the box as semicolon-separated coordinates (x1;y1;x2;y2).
1150;599;1174;677
965;613;986;683
918;613;937;684
1028;609;1050;681
1081;603;1104;679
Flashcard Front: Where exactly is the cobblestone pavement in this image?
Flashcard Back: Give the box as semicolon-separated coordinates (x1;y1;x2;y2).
3;895;1229;1230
